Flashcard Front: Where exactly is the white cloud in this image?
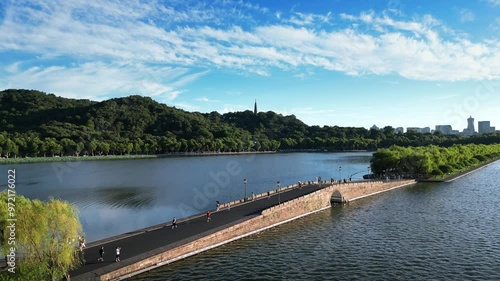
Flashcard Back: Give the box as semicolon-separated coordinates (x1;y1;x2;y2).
5;62;21;73
484;0;500;6
294;73;306;79
489;17;500;31
0;61;206;101
459;9;475;23
195;97;220;102
171;102;200;111
285;12;331;26
0;0;499;98
196;97;210;102
222;104;249;113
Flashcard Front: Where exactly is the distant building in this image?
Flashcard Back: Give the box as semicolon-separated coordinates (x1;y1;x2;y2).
371;125;380;130
395;127;404;134
467;115;475;133
462;115;475;136
254;99;258;115
478;121;495;134
435;125;453;135
406;127;431;134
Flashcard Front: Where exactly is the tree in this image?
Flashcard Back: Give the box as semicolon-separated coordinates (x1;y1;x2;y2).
96;141;110;156
134;138;144;154
0;191;83;280
13;136;27;157
60;138;77;156
87;140;98;156
4;138;19;158
126;142;133;155
27;136;43;157
371;143;500;178
2;89;500;158
43;138;63;157
75;142;85;156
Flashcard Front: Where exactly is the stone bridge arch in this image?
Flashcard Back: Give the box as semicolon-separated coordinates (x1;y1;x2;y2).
330;190;344;203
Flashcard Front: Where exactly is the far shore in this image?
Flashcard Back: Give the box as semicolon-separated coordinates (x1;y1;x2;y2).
0;151;278;165
0;150;375;165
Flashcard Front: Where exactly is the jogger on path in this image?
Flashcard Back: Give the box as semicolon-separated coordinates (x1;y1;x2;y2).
97;247;104;262
115;247;121;262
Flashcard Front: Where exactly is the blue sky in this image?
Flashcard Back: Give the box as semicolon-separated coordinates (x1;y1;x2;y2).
0;0;499;130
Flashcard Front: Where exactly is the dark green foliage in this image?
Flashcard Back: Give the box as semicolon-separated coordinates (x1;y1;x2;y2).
370;144;500;178
1;89;500;158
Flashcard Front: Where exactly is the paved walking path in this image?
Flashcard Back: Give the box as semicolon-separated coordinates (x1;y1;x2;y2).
71;181;333;279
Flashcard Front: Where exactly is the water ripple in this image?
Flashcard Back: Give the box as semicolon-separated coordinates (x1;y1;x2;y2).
132;162;500;281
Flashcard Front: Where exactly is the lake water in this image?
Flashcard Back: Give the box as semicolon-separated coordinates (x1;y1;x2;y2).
129;160;500;280
0;152;372;242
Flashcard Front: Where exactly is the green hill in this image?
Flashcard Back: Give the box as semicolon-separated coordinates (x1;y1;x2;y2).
0;89;499;158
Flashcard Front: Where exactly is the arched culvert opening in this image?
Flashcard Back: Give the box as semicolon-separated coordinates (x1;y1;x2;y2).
331;190;344;204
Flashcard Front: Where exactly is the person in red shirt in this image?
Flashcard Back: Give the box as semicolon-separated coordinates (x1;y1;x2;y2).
207;211;211;222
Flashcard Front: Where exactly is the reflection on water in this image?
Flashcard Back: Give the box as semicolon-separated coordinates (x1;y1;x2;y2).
66;186;157;209
132;161;500;281
0;152;373;242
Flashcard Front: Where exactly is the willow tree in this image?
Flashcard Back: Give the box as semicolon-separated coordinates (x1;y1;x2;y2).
0;191;83;280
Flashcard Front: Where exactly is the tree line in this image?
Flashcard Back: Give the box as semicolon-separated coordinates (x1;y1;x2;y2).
1;89;499;158
370;143;500;178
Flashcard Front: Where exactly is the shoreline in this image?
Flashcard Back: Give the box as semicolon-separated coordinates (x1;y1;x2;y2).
0;151;277;165
418;157;500;183
0;150;373;165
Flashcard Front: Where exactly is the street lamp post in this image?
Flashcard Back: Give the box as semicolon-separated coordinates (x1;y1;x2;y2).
339;166;342;181
368;166;371;179
277;181;281;204
243;178;247;201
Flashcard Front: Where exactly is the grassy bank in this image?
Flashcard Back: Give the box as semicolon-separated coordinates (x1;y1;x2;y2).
0;151;278;165
0;154;158;165
420;157;500;183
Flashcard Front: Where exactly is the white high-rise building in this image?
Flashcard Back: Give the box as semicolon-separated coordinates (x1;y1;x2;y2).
463;115;475;136
478;121;495;134
467;116;475;132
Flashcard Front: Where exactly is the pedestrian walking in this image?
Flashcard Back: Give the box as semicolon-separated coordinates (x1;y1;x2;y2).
115;246;121;262
97;246;104;262
252;192;255;201
216;201;220;211
172;217;177;229
207;211;211;222
267;191;270;199
227;202;231;211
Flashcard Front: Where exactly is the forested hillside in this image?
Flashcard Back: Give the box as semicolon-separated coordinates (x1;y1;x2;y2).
0;89;499;158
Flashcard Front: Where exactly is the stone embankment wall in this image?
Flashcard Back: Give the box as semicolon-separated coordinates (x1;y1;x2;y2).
100;179;415;280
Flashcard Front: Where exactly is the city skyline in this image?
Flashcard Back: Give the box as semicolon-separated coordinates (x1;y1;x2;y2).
390;114;497;135
0;0;499;129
